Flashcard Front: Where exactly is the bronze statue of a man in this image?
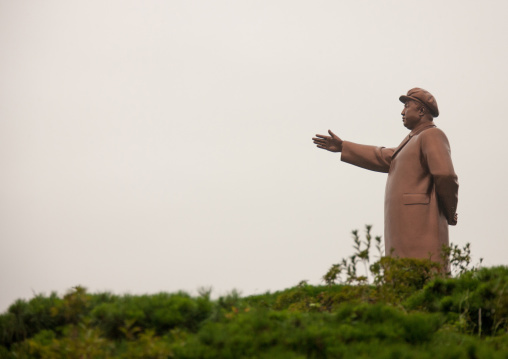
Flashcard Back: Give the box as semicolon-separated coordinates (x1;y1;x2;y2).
312;88;458;261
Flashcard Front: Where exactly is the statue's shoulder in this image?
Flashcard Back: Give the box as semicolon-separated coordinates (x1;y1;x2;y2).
419;126;451;147
421;126;448;139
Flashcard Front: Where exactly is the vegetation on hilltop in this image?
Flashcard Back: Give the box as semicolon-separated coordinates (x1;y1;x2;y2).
1;226;507;358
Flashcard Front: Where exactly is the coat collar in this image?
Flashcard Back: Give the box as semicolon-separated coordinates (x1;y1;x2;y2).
409;122;436;138
391;123;437;159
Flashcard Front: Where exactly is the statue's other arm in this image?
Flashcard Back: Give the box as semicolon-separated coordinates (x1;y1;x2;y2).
421;129;459;225
340;142;394;173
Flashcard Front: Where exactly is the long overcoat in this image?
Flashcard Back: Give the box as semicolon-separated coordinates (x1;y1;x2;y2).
341;123;459;261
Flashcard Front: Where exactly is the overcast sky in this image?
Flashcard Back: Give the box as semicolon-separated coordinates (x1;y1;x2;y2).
2;0;508;312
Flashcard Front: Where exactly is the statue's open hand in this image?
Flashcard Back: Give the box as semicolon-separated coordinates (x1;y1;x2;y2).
313;130;343;152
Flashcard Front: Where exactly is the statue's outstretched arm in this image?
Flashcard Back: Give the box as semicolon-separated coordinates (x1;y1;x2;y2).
341;142;394;173
312;130;393;173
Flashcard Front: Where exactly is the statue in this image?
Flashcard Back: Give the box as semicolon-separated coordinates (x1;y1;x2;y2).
312;88;459;261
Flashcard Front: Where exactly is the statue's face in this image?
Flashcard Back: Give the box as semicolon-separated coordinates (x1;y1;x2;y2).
401;100;421;130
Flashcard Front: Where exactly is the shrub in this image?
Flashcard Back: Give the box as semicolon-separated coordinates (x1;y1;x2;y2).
2;225;505;357
0;292;64;348
406;266;508;335
90;291;213;339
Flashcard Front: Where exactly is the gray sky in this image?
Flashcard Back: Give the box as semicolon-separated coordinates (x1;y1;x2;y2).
2;0;508;312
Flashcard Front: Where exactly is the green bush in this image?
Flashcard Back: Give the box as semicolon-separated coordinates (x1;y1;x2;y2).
3;267;508;358
406;266;508;335
0;292;64;348
2;226;507;357
90;291;213;339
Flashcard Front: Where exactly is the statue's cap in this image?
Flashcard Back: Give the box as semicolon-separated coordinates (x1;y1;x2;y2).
399;88;439;117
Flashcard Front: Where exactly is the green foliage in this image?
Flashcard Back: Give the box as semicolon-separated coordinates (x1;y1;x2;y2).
50;286;91;326
441;242;483;277
174;305;442;358
0;292;65;348
372;256;442;302
272;282;353;312
324;225;484;304
1;225;506;357
406;266;508;335
90;291;212;339
323;225;383;285
13;323;113;359
3;269;508;358
172;304;508;358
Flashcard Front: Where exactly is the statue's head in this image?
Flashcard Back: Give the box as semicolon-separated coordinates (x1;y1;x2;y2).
399;88;438;130
399;88;439;118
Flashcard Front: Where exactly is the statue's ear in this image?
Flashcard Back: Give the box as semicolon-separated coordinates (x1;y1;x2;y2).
418;106;426;117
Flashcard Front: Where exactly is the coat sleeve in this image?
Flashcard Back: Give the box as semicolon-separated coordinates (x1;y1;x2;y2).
340;141;394;173
421;129;459;224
